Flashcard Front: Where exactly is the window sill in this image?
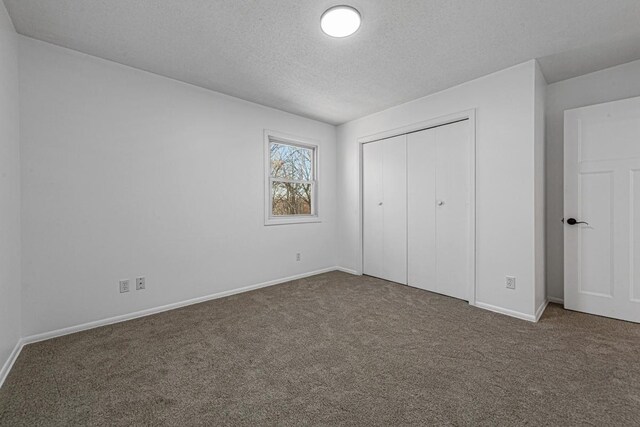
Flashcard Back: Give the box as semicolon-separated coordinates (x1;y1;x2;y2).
264;216;321;226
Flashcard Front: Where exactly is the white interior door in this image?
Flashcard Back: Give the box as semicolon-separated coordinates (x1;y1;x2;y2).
564;96;640;323
408;120;471;300
363;135;407;284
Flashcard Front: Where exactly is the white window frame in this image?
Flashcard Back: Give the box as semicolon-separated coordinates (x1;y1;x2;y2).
264;130;320;226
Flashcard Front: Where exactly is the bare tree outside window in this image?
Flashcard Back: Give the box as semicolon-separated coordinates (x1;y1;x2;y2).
269;140;316;216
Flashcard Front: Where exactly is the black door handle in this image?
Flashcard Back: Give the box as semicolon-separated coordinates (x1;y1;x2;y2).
563;218;589;226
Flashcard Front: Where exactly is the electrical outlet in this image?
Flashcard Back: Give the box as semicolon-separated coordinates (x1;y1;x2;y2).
119;279;130;293
136;277;145;290
506;276;516;290
296;253;301;262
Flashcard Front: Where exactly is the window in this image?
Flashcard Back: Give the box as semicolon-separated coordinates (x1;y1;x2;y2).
265;131;319;225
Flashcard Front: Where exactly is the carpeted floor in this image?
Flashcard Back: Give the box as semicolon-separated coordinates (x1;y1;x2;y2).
1;271;639;426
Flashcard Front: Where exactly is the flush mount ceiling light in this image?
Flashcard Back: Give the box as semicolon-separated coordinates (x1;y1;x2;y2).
321;5;361;38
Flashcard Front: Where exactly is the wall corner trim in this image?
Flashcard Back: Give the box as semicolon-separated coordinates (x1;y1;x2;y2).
335;266;360;275
474;301;539;322
0;339;24;389
535;300;550;322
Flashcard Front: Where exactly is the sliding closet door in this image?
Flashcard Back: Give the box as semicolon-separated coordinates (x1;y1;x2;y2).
407;129;437;293
363;140;384;280
382;135;408;284
435;121;471;300
363;135;407;284
407;120;471;300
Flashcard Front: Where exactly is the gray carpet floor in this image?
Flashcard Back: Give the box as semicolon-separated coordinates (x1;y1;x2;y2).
1;271;639;426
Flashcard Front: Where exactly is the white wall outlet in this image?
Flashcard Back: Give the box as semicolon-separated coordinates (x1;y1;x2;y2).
296;253;301;261
136;277;145;290
506;276;516;290
119;279;130;293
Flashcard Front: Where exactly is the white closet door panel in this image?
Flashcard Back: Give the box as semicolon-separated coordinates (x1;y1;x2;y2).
407;129;437;291
363;141;384;279
381;135;408;284
435;121;471;300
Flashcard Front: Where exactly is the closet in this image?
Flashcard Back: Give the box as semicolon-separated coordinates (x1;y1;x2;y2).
363;119;472;301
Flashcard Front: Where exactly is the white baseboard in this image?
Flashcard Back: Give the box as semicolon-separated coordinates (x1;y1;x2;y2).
535;300;549;322
547;296;564;305
0;339;24;389
22;266;338;346
474;299;550;323
474;301;538;322
335;266;360;275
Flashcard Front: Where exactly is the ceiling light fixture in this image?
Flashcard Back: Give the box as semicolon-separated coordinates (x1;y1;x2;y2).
321;6;361;38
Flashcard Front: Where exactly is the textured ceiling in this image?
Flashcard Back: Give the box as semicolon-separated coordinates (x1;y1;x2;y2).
4;0;640;125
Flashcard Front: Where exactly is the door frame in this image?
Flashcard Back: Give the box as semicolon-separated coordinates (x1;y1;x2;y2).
357;109;477;305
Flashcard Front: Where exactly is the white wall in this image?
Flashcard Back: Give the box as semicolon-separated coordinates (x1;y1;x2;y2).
534;62;547;313
0;2;21;377
337;61;543;319
545;59;640;302
19;37;337;337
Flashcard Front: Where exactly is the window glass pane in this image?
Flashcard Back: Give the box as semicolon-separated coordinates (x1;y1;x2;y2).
271;182;312;216
270;142;313;181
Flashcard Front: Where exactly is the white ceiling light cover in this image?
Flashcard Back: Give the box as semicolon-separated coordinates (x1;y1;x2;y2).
321;6;361;38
